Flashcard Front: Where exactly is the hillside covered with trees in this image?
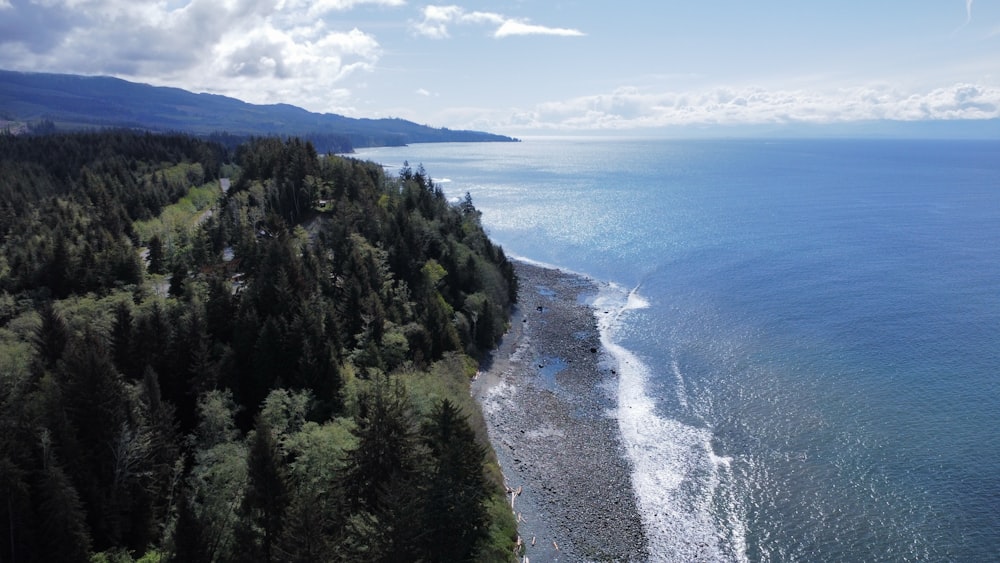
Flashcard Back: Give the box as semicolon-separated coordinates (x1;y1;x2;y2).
0;130;520;562
0;70;520;153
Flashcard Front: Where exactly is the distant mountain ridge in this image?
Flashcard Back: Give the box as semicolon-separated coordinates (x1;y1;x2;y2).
0;69;518;151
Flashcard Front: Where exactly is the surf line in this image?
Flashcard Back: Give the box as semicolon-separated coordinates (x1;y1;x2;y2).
593;281;747;562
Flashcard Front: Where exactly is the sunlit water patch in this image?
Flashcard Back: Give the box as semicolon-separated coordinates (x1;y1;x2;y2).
358;138;1000;561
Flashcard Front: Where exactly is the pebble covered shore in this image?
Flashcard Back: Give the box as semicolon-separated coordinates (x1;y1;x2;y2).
473;262;648;562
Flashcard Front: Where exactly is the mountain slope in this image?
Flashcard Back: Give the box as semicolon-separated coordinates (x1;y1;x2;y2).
0;69;517;150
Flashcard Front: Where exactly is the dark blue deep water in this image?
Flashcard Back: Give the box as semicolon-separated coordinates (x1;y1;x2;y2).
357;138;1000;561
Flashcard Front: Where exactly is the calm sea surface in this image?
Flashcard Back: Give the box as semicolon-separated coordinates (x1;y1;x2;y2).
356;138;1000;561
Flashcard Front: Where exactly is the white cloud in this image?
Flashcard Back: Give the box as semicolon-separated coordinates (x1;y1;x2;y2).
0;0;394;113
200;26;380;111
411;5;464;38
494;20;585;38
280;0;406;19
412;4;583;39
415;88;432;96
475;83;1000;131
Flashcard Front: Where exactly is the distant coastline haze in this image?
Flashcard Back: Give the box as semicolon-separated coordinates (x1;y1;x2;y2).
1;1;998;137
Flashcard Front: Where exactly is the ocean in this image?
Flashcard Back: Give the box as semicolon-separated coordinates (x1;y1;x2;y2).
355;137;1000;561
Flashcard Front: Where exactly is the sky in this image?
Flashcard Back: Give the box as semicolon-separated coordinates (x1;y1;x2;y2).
1;0;999;135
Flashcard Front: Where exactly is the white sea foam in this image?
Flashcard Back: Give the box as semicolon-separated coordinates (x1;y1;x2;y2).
670;358;690;411
622;283;651;311
507;253;594;280
594;283;748;562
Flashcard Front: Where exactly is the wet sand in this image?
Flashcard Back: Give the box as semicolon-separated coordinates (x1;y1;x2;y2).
473;261;648;562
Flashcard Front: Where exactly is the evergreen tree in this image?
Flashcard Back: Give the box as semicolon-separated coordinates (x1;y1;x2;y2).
420;399;490;562
0;131;521;560
475;297;497;352
32;301;69;372
206;274;235;342
277;481;338;563
57;330;129;549
135;300;175;390
345;377;420;511
34;459;92;563
135;367;182;537
148;234;166;274
46;231;72;298
168;487;210;563
235;416;289;563
344;377;425;560
169;260;188;298
111;300;136;378
0;458;31;563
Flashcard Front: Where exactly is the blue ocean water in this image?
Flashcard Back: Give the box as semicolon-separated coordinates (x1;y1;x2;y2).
356;138;1000;561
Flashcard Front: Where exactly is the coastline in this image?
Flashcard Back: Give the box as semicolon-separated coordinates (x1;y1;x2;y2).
473;261;647;561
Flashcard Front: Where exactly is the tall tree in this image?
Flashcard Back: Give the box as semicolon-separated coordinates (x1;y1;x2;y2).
168;487;210;563
111;300;136;379
234;416;289;563
420;399;490;562
345;377;420;511
148;234;166;275
0;458;31;563
343;377;425;559
34;458;92;563
32;301;69;373
57;330;129;549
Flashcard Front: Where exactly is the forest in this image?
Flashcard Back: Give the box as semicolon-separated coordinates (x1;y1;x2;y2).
0;130;520;562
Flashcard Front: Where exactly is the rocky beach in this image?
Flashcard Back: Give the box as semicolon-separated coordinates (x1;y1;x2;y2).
473;261;648;562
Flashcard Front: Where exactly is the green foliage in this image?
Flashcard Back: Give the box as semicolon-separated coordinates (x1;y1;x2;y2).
132;167;221;251
420;398;491;561
168;487;210;563
481;494;521;563
0;132;520;562
188;391;247;561
0;131;224;296
235;416;289;562
37;461;93;562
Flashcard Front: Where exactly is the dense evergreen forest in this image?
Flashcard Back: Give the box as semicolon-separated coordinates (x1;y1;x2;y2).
0;130;520;562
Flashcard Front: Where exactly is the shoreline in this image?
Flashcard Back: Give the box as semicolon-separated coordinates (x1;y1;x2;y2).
473;261;648;561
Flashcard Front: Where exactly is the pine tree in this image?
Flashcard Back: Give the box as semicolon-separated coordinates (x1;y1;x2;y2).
277;488;336;563
0;458;31;563
46;231;72;298
169;487;210;563
58;330;129;549
169;260;188;298
111;300;136;378
34;459;92;563
148;234;165;275
136;368;182;536
205;274;235;343
344;377;425;560
135;300;174;393
345;377;420;511
420;399;490;562
235;416;289;562
32;301;69;372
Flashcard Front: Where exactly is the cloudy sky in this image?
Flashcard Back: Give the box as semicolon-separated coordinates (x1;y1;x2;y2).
1;0;999;134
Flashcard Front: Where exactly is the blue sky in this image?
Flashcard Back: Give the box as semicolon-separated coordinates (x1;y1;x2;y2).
1;0;998;135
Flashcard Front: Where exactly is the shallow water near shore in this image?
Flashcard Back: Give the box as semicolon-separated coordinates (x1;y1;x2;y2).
358;138;1000;561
